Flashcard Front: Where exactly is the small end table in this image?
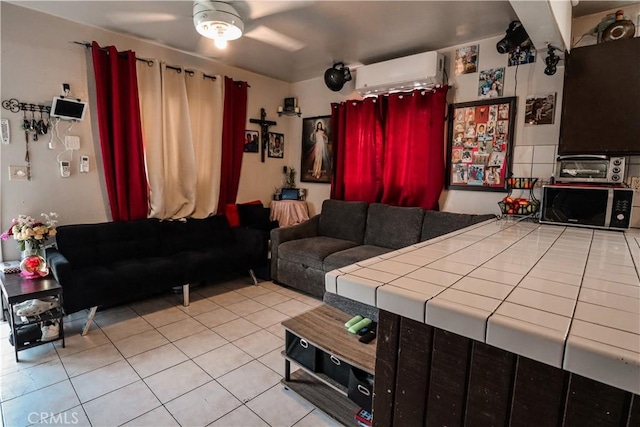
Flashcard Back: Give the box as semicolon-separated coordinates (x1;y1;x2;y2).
0;271;65;362
270;200;310;227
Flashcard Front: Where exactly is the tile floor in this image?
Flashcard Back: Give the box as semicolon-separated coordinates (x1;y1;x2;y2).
0;278;344;427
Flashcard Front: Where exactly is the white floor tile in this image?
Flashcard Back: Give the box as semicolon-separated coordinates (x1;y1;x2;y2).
176;297;219;317
28;405;90;427
144;360;212;403
226;299;269;317
157;317;207;342
0;358;67;402
245;308;290;328
113;329;170;358
1;343;58;376
214;318;261;341
236;285;273;299
173;329;228;359
83;380;160;426
54;321;110;358
61;343;124;378
252;292;292;307
209;405;268;426
122;406;179;427
127;343;188;378
194;308;239;328
233;330;284;359
98;316;154;342
218;360;281;402
247;385;314;427
272;300;314;317
193;343;253;379
1;380;80;427
208;291;248;306
70;360;140;403
294;409;343;426
141;306;190;328
258;348;299;377
164;380;241;426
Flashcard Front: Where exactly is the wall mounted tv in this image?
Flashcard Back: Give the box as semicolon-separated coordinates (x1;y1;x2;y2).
558;37;639;155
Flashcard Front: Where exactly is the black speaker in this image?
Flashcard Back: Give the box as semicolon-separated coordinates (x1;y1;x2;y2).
324;63;352;91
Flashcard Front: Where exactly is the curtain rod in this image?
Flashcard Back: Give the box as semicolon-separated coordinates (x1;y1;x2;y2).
73;41;217;81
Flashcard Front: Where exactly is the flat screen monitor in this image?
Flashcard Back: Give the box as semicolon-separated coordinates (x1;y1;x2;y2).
281;189;300;200
50;97;87;121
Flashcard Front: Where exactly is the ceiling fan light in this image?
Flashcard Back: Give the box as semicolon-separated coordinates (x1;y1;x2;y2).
214;37;228;49
193;1;244;43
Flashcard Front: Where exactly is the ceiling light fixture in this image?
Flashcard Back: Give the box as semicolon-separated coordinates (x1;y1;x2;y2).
193;1;244;50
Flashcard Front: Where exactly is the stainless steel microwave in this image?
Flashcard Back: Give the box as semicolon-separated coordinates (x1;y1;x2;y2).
555;155;626;184
540;185;634;230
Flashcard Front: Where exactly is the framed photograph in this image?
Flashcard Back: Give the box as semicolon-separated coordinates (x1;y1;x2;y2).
284;97;296;112
478;67;504;98
301;115;332;183
446;97;517;192
508;39;536;66
525;93;556;125
244;130;259;153
454;45;479;76
267;132;284;158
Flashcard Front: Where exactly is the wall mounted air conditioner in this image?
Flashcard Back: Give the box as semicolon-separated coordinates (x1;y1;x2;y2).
355;51;444;96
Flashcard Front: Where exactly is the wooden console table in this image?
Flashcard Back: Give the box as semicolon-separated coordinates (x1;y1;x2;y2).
281;304;376;426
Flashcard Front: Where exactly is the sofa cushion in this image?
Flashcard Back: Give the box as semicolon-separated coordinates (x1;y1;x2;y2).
364;203;425;249
237;203;273;231
323;245;393;272
318;200;368;244
278;236;359;270
421;211;495;241
56;219;162;267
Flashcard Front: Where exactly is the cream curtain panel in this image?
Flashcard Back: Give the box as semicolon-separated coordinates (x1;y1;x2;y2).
137;60;223;219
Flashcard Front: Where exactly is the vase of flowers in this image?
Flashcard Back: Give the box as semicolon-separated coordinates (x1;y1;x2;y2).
1;212;58;278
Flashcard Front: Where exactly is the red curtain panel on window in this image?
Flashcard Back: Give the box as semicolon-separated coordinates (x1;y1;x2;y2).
381;87;449;210
217;77;248;213
91;41;149;221
330;98;384;203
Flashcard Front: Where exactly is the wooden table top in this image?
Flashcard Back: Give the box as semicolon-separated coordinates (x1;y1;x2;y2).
0;272;61;304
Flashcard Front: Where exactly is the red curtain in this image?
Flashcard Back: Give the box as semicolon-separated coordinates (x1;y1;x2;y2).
217;77;248;213
330;98;383;203
331;87;448;209
381;87;449;209
91;42;148;221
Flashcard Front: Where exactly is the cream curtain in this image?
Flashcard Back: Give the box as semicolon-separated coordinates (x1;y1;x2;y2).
137;61;223;219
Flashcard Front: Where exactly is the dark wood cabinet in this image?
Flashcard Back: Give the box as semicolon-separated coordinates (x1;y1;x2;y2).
559;37;640;155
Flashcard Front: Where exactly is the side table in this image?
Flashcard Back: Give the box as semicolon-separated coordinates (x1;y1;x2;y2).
270;200;310;227
0;271;65;362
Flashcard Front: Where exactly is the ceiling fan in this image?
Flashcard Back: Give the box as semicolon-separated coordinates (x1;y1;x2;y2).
194;0;310;51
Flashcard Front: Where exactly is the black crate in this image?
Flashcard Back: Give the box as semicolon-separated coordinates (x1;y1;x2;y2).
348;368;374;412
321;352;352;387
285;331;319;371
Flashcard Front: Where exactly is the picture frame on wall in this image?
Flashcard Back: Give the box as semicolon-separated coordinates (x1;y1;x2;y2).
267;132;284;158
301;115;332;183
244;130;259;153
446;97;517;192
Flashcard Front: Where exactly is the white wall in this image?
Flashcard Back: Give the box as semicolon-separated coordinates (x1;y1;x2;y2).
0;3;292;260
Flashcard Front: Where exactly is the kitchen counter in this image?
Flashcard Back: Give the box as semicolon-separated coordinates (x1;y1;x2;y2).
325;218;640;395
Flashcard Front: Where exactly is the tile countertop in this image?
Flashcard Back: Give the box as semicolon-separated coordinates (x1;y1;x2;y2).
325;219;640;395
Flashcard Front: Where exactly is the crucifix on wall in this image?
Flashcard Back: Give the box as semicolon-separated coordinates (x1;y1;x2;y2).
249;108;277;163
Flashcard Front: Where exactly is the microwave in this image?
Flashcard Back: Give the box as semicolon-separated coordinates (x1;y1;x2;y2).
540;185;634;230
555;155;626;184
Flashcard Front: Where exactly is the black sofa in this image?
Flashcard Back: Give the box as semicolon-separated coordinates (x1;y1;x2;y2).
47;215;265;332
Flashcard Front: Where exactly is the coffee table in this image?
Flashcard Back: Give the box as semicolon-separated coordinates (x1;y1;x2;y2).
0;271;65;362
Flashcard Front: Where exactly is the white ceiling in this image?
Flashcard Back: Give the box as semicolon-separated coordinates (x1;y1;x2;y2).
8;1;633;83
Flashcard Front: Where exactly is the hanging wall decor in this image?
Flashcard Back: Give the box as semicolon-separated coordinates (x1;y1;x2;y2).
244;130;259;153
446;97;516;192
301;115;332;183
268;132;284;158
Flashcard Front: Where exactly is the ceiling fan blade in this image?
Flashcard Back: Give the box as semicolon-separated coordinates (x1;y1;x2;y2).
244;26;306;51
233;0;316;20
105;12;183;25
